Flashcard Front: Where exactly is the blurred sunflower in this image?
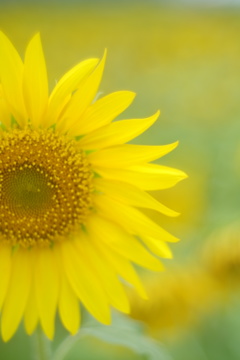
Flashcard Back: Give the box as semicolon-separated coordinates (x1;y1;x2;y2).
129;267;216;338
0;32;186;342
130;223;240;339
203;223;240;289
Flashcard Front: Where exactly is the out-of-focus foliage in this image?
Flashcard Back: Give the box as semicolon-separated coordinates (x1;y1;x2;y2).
0;1;240;359
130;222;240;336
52;314;171;360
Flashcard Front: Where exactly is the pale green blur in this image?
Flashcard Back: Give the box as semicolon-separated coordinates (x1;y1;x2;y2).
0;1;240;359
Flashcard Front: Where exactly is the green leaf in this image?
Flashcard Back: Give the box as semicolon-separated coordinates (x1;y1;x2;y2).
53;313;172;360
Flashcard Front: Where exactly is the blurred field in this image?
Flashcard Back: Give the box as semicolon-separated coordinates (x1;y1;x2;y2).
0;1;240;359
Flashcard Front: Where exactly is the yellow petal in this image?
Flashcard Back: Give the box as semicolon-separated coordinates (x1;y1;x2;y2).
44;58;99;128
23;33;48;128
35;248;59;339
59;273;80;335
76;234;130;313
94;194;178;243
95;163;187;190
79;111;160;150
0;244;12;311
141;236;173;259
24;248;38;335
0;84;12;128
1;249;32;342
93;242;147;300
95;178;179;217
70;90;136;136
61;239;111;324
87;214;164;271
58;50;107;134
24;278;39;335
89;142;178;168
56;245;80;335
0;31;27;127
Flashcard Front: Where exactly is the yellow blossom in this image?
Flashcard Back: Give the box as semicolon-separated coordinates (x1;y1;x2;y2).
0;32;186;341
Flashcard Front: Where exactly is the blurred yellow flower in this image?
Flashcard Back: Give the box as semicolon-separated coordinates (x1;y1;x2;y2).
0;32;186;342
203;223;240;289
129;268;216;338
130;223;240;339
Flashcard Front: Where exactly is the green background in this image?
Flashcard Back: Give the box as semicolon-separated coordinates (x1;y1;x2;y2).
0;1;240;359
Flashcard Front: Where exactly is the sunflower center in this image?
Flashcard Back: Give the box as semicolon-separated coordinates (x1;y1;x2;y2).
4;167;54;215
0;129;92;248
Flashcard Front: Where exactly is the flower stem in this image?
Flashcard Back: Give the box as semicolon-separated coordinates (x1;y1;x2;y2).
31;327;52;360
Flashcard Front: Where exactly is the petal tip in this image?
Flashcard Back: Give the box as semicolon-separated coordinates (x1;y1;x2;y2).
1;326;14;343
101;48;107;64
28;32;42;48
180;171;188;180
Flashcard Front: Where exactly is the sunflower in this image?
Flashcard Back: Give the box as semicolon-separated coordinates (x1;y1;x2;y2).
0;32;186;342
129;268;216;337
203;223;240;287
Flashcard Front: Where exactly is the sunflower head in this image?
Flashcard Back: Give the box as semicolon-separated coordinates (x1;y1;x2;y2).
0;32;186;342
203;223;240;286
0;128;92;248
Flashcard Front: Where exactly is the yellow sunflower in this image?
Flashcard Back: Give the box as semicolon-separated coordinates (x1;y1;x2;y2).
0;32;186;342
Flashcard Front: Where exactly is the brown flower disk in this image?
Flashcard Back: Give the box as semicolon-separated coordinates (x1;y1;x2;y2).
0;129;92;248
